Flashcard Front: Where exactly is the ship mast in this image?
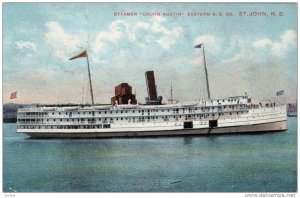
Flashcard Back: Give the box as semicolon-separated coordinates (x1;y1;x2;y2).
86;53;94;106
69;50;94;106
194;43;211;100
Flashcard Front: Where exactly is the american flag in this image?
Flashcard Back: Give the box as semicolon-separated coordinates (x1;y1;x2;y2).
10;91;17;99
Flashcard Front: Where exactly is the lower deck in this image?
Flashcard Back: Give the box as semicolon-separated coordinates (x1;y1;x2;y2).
22;120;287;138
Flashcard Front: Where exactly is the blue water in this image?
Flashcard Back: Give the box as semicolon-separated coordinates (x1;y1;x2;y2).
3;118;297;192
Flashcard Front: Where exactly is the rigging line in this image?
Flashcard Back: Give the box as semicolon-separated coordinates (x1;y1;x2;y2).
158;86;169;100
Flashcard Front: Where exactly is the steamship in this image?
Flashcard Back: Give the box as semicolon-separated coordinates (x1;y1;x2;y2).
16;45;287;138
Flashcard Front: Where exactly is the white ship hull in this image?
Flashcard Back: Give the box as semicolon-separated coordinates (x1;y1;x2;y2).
21;120;286;139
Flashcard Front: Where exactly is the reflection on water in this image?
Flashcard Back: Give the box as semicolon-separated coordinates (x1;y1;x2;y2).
183;137;192;145
3;118;297;192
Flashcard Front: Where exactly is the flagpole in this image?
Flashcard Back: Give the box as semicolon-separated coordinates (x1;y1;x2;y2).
202;44;211;100
86;53;94;106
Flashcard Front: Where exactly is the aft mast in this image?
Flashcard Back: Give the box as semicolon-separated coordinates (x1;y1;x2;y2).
194;43;211;100
69;50;95;106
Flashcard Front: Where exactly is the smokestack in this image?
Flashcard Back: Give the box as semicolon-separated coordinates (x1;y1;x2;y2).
145;71;158;101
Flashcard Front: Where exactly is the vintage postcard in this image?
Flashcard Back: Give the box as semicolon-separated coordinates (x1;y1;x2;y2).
2;2;297;195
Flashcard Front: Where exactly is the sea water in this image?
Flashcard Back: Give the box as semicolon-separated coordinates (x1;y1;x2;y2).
3;118;297;192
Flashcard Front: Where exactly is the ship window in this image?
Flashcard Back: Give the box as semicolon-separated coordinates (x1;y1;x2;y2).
67;119;69;121
125;111;128;113
47;119;49;122
121;118;123;120
89;112;91;114
230;112;232;115
54;119;56;121
59;112;61;115
83;112;85;114
237;112;239;114
121;111;123;113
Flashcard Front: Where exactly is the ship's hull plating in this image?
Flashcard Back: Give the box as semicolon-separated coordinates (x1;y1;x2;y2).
23;120;287;139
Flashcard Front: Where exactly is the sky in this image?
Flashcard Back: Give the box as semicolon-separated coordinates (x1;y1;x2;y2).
2;3;298;104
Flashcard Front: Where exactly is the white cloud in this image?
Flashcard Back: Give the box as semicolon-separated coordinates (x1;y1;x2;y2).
252;29;296;56
15;40;37;51
252;39;272;48
44;18;184;61
91;20;127;54
44;21;87;60
92;16;184;52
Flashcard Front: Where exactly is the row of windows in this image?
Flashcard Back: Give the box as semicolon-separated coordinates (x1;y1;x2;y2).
19;104;250;118
18;111;247;124
18;124;111;129
44;106;246;116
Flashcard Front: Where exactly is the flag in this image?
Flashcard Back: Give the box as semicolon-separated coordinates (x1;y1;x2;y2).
10;91;17;99
194;43;203;48
276;90;284;96
69;50;87;60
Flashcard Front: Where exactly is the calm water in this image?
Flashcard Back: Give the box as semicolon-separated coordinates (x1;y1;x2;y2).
3;118;297;192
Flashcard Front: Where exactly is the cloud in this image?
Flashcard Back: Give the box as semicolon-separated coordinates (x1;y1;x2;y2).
91;20;127;54
252;29;296;56
90;16;184;54
194;34;219;51
44;21;87;60
107;16;184;50
252;39;272;48
15;40;37;51
44;18;184;62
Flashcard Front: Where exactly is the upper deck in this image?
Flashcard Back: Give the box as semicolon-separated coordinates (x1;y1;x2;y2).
18;95;250;113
